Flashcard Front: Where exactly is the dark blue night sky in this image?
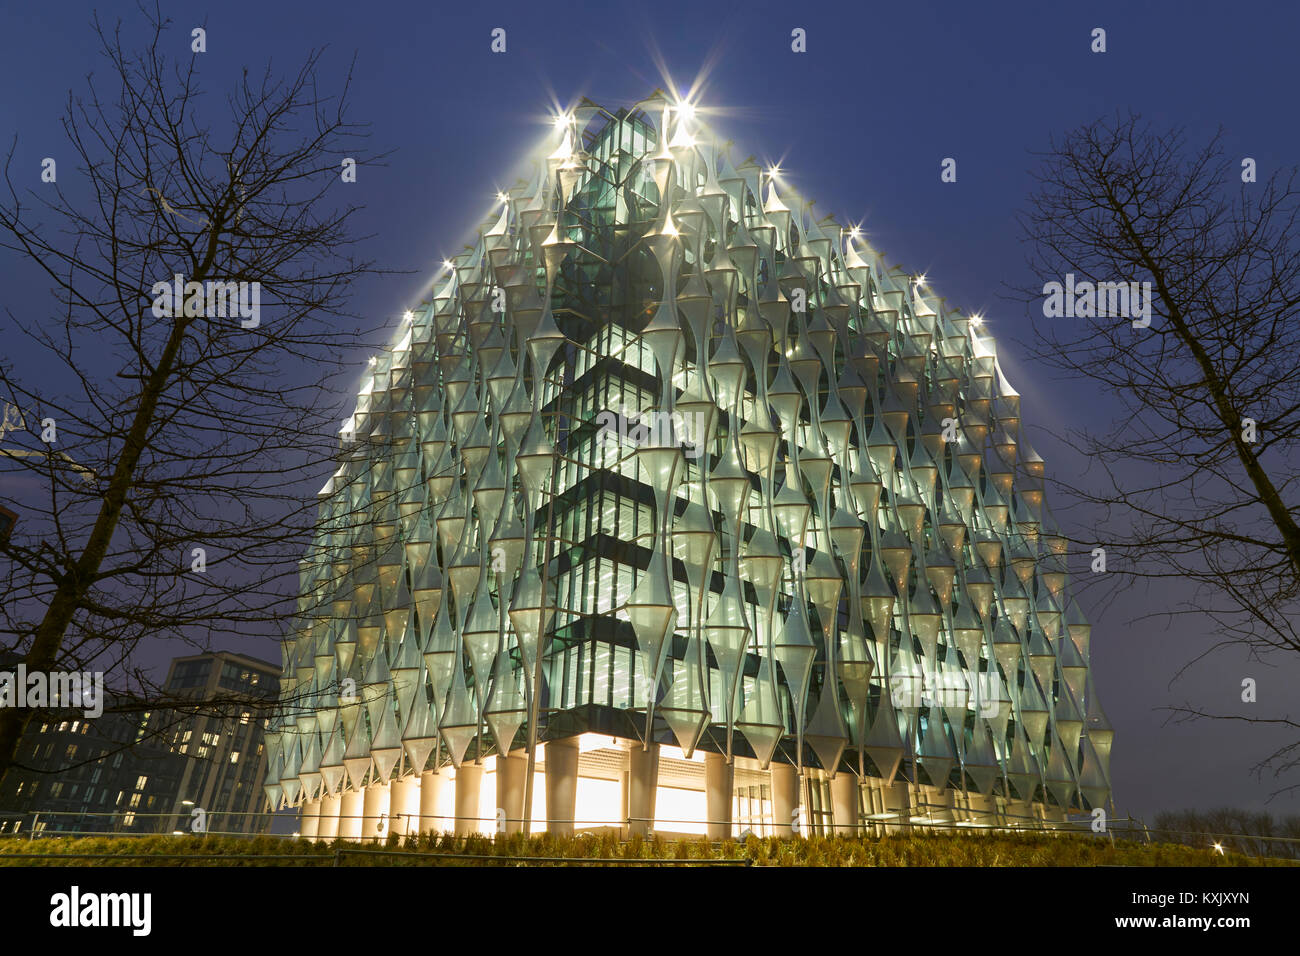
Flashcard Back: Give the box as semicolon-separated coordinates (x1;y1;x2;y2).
2;0;1297;821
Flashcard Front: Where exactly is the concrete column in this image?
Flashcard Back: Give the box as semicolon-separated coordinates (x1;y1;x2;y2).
389;776;420;837
299;799;322;840
545;738;580;836
454;763;484;836
951;788;963;822
830;773;859;837
885;779;912;835
957;789;972;823
361;781;390;843
317;791;341;842
859;779;879;837
337;788;364;842
626;743;659;837
770;762;799;837
991;794;1007;829
496;753;527;836
419;770;443;834
912;782;932;829
705;753;734;841
933;786;957;825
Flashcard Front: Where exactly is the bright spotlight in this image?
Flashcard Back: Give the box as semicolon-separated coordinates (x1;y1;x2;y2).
553;113;569;130
497;191;510;203
676;101;696;120
970;313;984;327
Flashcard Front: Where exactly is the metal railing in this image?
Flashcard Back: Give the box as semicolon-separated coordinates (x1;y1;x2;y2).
0;845;750;867
4;807;1297;861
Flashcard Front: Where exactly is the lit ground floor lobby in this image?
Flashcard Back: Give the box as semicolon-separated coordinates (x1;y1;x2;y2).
294;733;1070;841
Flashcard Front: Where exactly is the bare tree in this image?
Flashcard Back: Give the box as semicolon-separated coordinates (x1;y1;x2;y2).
1152;807;1300;859
1019;112;1300;791
0;9;387;782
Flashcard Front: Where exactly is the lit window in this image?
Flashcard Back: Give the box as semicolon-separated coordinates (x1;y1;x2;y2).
229;751;240;764
135;775;148;791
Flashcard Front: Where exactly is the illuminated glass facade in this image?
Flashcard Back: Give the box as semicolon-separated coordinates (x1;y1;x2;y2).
265;95;1113;839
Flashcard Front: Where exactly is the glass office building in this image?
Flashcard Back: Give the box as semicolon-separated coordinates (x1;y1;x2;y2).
265;94;1113;840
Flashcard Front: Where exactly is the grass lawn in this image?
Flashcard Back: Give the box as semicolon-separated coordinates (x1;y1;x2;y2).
0;830;1290;866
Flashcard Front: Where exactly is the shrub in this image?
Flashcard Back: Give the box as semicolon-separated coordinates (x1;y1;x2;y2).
0;828;1291;867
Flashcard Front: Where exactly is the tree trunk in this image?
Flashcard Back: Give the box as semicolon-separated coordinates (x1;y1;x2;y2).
0;304;196;781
